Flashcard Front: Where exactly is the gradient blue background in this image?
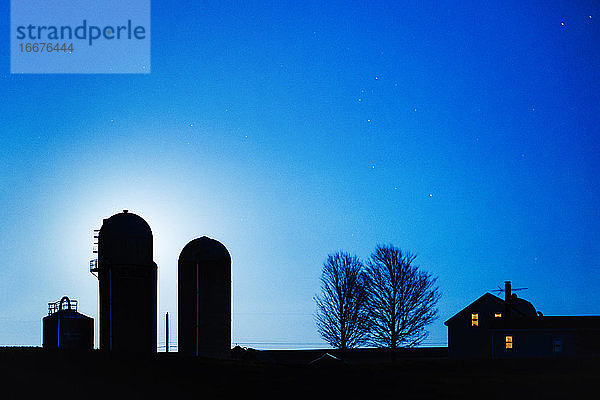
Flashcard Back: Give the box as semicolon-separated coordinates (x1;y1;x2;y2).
1;0;599;349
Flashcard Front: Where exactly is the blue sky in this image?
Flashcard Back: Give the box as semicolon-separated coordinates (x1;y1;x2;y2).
0;0;599;349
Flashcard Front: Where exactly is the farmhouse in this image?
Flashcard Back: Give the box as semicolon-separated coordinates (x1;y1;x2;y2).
445;281;600;359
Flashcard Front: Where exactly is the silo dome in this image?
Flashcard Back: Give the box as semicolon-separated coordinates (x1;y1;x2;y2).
99;210;152;238
98;210;153;266
179;236;231;262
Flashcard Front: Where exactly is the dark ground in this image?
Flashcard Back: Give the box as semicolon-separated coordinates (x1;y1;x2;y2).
0;347;596;399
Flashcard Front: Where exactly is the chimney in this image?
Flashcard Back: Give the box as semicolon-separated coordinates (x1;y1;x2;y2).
504;281;511;318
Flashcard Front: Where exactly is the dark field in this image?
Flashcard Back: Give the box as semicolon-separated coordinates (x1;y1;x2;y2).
0;347;596;399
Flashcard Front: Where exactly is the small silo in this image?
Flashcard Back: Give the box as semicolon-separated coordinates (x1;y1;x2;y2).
94;210;157;353
42;296;93;350
178;237;231;358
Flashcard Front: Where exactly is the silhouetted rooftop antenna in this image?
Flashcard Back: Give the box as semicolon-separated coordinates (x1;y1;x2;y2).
490;282;528;295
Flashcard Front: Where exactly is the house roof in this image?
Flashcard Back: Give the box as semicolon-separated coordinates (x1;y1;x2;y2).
444;292;536;326
445;293;501;326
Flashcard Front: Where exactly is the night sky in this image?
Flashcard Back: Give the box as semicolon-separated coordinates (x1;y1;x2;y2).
1;1;599;349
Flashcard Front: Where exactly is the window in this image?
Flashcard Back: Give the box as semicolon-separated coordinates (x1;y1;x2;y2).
494;313;502;318
553;338;562;353
505;335;513;349
471;313;479;326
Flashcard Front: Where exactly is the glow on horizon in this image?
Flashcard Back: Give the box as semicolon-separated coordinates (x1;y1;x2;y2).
1;0;599;350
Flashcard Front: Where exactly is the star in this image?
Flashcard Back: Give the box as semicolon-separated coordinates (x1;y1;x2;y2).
560;21;565;26
429;193;433;197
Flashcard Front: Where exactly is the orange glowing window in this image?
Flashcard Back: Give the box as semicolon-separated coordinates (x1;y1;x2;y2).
494;313;502;318
471;313;479;326
505;335;513;349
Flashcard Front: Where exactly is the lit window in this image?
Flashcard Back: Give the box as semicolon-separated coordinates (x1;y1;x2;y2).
494;313;502;318
471;313;479;326
505;335;513;349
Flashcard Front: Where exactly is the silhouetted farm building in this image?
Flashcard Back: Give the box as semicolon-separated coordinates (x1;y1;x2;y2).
92;210;157;353
179;237;231;358
446;281;600;359
42;296;93;350
85;210;231;356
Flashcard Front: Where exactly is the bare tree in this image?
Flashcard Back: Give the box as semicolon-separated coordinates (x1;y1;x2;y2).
364;244;440;349
314;252;369;351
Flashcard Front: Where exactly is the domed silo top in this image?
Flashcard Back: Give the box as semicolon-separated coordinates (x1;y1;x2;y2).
179;236;231;263
98;210;154;266
99;210;152;238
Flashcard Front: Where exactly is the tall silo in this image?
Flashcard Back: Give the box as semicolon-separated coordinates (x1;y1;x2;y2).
178;237;231;358
93;210;157;353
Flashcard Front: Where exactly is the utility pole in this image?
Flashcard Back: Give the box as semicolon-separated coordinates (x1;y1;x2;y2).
166;312;169;353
